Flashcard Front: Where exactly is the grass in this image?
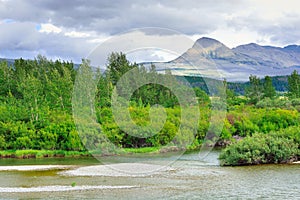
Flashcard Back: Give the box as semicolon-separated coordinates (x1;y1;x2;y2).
122;146;160;154
0;146;173;159
0;149;91;159
0;145;200;159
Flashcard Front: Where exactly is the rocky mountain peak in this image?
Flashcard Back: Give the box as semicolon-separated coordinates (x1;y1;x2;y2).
284;45;300;52
191;37;234;58
193;37;223;48
156;38;300;81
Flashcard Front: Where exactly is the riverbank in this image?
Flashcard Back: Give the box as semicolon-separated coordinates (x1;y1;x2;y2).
0;146;177;159
0;150;92;159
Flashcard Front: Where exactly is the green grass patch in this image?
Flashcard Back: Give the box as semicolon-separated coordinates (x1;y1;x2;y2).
122;147;160;154
0;150;91;159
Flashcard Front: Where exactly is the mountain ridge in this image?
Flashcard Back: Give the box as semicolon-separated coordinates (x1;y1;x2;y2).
151;37;300;81
1;37;300;82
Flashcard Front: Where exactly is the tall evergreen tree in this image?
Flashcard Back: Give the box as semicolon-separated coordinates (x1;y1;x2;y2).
73;59;97;115
288;70;300;98
223;78;236;102
263;76;276;99
0;61;15;97
17;74;44;122
246;75;263;104
96;70;113;108
106;52;134;85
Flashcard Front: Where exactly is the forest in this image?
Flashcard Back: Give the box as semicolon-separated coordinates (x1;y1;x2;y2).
0;53;299;164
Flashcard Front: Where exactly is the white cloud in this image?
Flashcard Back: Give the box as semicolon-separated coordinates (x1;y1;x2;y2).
247;0;300;21
39;23;62;34
126;49;178;63
207;28;271;48
64;31;90;38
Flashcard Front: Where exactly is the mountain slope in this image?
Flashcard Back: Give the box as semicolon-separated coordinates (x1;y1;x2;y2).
151;37;300;82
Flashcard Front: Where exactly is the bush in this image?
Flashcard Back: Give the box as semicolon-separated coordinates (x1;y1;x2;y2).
256;98;294;109
291;98;300;107
219;128;300;166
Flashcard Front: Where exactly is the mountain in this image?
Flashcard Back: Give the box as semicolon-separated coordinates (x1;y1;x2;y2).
0;58;16;66
150;37;300;82
2;37;300;82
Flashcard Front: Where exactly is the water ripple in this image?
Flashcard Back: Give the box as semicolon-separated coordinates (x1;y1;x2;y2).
0;185;138;193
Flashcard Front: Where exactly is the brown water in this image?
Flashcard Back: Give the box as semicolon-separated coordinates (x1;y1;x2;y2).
0;151;299;200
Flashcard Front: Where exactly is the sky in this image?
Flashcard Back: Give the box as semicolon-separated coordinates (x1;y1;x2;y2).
1;0;300;63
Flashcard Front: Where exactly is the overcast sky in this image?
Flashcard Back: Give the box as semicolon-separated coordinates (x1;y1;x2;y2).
1;0;300;63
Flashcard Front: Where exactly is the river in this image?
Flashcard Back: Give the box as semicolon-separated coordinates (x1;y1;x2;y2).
0;150;299;199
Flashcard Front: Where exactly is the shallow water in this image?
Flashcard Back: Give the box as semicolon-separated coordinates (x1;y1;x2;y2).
0;150;299;199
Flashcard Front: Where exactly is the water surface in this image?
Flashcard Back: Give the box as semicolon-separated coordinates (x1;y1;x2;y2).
0;150;299;199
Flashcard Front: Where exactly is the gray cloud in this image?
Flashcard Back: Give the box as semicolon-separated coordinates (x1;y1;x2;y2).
0;21;94;62
0;0;244;34
0;0;300;61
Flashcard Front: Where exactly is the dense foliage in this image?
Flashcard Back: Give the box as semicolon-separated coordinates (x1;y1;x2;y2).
0;56;80;151
0;54;209;152
219;126;300;166
288;70;300;98
0;53;299;163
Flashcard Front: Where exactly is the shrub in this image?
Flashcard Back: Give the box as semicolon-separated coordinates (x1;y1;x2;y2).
219;128;300;166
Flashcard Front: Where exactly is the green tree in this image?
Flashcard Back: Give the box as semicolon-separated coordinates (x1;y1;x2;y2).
96;69;113;108
73;59;97;115
263;76;276;99
288;70;300;98
246;75;263;104
45;67;73;112
223;79;237;105
0;61;15;97
106;52;134;85
193;87;210;105
17;74;44;122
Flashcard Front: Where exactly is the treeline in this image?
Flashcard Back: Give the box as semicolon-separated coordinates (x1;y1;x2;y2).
222;70;300;108
244;72;300;103
0;53;209;151
0;55;81;150
0;53;299;156
229;75;291;94
183;74;293;95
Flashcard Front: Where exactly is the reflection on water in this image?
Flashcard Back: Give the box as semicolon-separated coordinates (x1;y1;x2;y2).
0;150;299;200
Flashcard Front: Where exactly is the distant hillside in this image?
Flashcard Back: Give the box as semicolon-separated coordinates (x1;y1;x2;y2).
151;37;300;81
177;75;289;95
0;58;15;66
0;56;291;95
